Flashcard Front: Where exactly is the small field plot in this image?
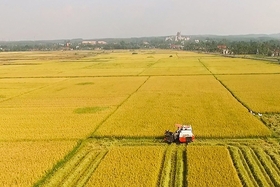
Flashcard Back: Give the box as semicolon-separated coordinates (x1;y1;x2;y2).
94;76;270;138
63;51;163;76
0;51;172;77
0;51;94;78
0;140;76;187
87;146;165;187
0;78;64;102
217;74;280;113
141;57;210;75
201;57;280;74
187;146;242;187
0;77;147;140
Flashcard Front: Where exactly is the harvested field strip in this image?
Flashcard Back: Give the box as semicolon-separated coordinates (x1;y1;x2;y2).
175;145;185;187
251;147;280;186
75;151;107;186
32;138;280;187
228;146;259;187
265;149;280;170
238;146;274;187
40;144;107;187
158;145;186;187
61;150;107;187
159;145;176;187
60;151;100;187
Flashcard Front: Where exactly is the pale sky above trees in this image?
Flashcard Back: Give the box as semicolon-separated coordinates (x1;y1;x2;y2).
0;0;279;41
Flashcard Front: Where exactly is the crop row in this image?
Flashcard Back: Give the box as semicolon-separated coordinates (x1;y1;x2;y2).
32;139;280;187
228;144;280;187
39;143;107;187
159;144;185;187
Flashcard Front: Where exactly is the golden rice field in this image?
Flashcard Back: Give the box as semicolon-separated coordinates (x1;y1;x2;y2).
0;77;147;140
187;145;242;187
200;56;280;74
0;141;76;187
0;50;280;186
87;146;165;187
94;75;271;138
35;138;280;187
216;74;280;113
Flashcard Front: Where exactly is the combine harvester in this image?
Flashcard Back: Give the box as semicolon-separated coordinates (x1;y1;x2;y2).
164;124;195;144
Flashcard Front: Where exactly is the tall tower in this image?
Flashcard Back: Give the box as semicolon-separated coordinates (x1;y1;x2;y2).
176;32;181;41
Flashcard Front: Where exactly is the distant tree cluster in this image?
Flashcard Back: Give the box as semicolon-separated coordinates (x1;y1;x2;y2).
1;37;280;57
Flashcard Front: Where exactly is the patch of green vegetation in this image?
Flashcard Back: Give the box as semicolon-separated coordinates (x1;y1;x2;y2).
261;114;280;136
76;82;94;85
74;107;108;114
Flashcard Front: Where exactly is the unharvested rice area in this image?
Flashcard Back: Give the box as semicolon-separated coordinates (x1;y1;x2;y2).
187;146;242;187
201;57;280;74
1;51;279;187
0;77;147;140
0;78;65;102
86;146;165;187
94;76;270;138
141;57;211;75
0;51;169;77
0;141;76;187
217;74;280;113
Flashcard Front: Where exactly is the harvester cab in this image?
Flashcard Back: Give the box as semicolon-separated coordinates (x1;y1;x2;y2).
164;124;195;144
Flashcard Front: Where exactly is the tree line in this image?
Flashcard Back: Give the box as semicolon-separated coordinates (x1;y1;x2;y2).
1;38;280;57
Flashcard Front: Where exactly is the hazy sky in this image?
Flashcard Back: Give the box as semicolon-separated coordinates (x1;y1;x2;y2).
1;0;280;41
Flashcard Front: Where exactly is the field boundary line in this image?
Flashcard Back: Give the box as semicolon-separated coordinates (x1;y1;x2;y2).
58;149;95;187
0;138;81;143
138;57;169;75
251;147;280;186
157;146;168;186
227;146;258;187
34;140;84;186
90;76;151;135
182;146;187;187
238;146;273;187
198;58;253;112
0;78;68;104
1;72;280;80
75;150;108;186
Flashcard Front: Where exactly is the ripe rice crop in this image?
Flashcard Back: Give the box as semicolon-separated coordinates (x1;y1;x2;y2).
187;146;242;187
0;78;64;102
217;74;280;113
0;77;147;140
87;146;165;187
141;57;210;75
0;141;76;187
229;144;280;187
94;76;271;138
201;57;280;74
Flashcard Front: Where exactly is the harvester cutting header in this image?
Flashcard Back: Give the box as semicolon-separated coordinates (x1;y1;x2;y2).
164;124;195;144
